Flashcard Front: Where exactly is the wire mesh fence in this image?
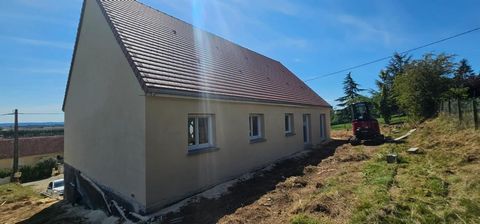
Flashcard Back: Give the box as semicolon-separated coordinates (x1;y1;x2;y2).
440;98;479;130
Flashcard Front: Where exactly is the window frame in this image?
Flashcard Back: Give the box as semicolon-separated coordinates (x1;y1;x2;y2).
249;114;264;141
284;113;294;135
303;114;312;144
187;114;214;151
319;113;327;140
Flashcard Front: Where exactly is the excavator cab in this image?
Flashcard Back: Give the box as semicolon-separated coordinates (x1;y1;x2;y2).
350;102;384;144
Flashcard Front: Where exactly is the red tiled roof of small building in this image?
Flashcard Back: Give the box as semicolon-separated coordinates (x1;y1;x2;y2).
0;136;63;159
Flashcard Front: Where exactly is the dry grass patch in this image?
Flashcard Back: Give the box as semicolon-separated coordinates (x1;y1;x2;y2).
367;117;480;223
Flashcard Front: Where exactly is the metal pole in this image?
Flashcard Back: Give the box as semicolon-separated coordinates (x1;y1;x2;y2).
458;99;463;122
11;109;19;182
448;99;451;115
440;101;444;115
474;98;478;130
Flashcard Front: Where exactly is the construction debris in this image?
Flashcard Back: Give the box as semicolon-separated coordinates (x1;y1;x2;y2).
407;147;420;154
394;129;417;141
386;153;398;163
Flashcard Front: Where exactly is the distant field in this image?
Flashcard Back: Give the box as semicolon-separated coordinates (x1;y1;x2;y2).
0;122;64;129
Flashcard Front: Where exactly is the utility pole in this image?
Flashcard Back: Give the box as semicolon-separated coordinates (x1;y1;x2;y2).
11;109;19;182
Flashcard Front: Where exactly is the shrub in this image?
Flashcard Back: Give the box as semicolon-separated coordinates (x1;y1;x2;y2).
0;168;12;178
393;53;453;121
19;159;57;183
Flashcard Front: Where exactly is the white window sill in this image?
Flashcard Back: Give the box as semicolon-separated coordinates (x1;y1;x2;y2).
187;146;219;155
249;138;267;144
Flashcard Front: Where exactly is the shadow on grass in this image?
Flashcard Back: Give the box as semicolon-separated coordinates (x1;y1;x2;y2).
160;140;347;224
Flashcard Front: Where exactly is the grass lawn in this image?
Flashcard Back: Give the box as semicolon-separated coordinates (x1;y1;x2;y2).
302;117;480;223
0;183;39;204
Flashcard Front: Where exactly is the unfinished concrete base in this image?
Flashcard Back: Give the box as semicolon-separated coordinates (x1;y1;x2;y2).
64;163;149;221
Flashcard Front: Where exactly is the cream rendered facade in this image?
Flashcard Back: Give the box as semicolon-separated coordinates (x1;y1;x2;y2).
144;96;330;211
64;0;147;211
64;0;331;214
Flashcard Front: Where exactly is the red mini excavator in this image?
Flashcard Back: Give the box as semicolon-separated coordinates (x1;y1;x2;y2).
349;102;384;145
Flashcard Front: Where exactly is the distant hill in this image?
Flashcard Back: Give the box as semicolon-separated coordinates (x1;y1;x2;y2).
0;122;64;128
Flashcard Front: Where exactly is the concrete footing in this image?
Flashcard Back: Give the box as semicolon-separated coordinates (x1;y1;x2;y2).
64;163;147;220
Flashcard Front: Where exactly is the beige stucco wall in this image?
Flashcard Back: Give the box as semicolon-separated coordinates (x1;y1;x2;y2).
0;152;63;170
64;0;146;208
145;96;330;210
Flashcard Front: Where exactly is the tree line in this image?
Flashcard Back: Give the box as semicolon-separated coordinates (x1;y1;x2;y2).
0;129;64;138
332;52;480;124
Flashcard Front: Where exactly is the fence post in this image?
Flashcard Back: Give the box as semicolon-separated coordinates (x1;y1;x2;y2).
473;98;478;130
458;98;462;122
448;99;451;115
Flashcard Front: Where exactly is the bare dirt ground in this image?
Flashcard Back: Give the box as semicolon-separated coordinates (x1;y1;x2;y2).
0;196;59;224
158;136;374;224
0;173;117;224
6;119;476;223
0;130;381;224
1;196;117;224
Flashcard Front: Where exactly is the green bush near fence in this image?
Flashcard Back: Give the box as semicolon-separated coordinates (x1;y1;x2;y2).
19;159;57;183
0;168;12;178
0;159;57;182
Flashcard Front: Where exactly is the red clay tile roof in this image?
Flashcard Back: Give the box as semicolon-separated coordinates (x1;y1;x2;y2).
0;136;64;160
66;0;330;108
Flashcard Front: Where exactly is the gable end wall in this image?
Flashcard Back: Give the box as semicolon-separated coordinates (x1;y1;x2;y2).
64;0;146;209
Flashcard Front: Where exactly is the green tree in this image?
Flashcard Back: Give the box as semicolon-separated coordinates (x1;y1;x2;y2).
373;53;411;124
453;59;479;97
454;59;475;86
336;72;364;108
470;71;480;97
385;53;411;114
331;108;351;124
386;52;412;78
393;53;454;121
375;70;394;124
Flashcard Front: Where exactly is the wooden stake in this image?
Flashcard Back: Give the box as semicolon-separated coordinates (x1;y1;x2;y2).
448;99;451;115
458;99;463;121
473;98;478;130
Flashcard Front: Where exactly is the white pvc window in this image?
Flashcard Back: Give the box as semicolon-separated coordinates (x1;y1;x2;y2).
285;113;294;134
320;114;327;139
249;114;263;140
303;114;311;144
187;115;213;150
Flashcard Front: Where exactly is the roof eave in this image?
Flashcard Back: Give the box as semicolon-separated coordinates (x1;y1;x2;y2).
145;87;331;108
62;0;87;112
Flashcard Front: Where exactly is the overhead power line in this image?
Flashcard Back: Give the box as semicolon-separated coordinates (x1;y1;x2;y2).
1;112;63;116
304;26;480;82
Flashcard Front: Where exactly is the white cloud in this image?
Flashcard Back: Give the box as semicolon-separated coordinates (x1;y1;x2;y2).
259;37;310;54
0;35;73;50
0;12;77;27
335;13;394;45
5;67;68;75
229;0;305;16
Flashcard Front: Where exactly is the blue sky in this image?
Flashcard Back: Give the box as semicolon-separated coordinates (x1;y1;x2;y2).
1;0;479;122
